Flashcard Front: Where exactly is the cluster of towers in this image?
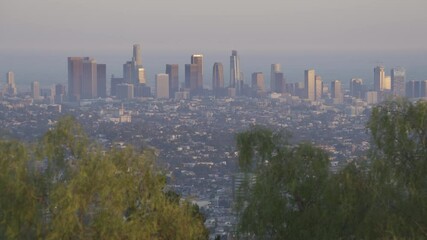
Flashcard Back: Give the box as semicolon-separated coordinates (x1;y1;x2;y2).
67;57;107;101
64;44;425;103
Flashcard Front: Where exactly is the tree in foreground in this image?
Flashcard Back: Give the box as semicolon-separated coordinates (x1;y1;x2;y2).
0;116;208;239
235;100;427;239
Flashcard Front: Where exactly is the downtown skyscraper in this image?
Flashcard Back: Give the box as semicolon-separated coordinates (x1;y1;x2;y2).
305;69;316;101
185;54;203;95
391;67;406;97
230;50;242;94
68;57;105;101
212;62;224;96
166;64;179;98
374;66;385;92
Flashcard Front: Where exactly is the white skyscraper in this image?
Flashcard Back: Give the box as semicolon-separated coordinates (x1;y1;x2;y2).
155;73;170;98
304;69;316;101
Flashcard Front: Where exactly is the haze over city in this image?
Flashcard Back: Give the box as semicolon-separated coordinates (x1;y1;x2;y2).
1;0;427;86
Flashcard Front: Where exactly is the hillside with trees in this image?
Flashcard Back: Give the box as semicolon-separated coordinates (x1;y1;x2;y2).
0;116;208;239
235;99;427;239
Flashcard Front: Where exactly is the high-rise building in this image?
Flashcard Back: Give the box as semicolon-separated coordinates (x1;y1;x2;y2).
68;57;104;101
116;83;134;99
270;64;281;92
251;72;265;97
273;72;286;94
166;64;179;98
374;66;385;92
391;67;406;97
191;54;203;90
304;69;316;101
31;81;40;99
81;57;97;99
5;71;17;96
421;80;427;98
123;44;145;84
212;62;224;94
54;84;66;104
136;67;146;84
68;57;83;101
414;81;421;98
185;54;203;95
230;50;242;94
383;76;391;90
185;64;199;92
123;61;134;83
97;64;107;98
350;78;364;99
133;44;142;66
111;76;124;97
406;80;416;98
155;74;169;99
331;80;343;104
315;75;323;101
6;71;14;85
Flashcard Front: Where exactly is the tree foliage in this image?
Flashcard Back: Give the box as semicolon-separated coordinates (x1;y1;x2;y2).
0;116;208;239
235;100;427;239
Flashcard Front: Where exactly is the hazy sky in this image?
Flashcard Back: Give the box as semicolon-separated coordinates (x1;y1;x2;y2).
1;0;427;86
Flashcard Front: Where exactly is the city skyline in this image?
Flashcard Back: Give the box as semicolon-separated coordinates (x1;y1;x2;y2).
1;0;427;86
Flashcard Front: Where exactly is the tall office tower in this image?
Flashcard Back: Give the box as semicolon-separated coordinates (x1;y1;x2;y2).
230;50;241;89
315;75;323;101
155;73;170;98
81;57;97;99
271;71;285;93
191;54;204;90
406;80;416;98
136;67;146;84
31;81;40;99
251;72;265;95
133;44;142;66
374;66;385;92
391;67;406;97
414;81;421;98
331;80;343;104
116;83;134;99
421;80;427;98
134;83;151;97
54;84;66;104
304;69;316;101
383;76;391;90
5;71;17;96
97;64;107;98
350;78;364;99
185;64;198;91
111;76;124;97
166;64;179;98
212;62;224;94
123;61;134;83
270;64;281;92
68;57;83;101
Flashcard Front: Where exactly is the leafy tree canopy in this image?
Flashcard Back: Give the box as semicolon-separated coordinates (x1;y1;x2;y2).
235;100;427;239
0;116;208;239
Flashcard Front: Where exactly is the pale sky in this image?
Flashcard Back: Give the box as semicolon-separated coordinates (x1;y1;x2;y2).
1;0;426;54
1;0;427;86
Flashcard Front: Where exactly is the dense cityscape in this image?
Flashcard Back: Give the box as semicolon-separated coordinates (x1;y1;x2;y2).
1;44;426;239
